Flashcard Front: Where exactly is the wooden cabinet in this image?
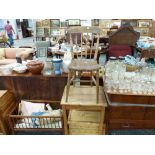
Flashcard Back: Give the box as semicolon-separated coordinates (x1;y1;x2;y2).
0;73;68;101
0;90;16;135
105;91;155;132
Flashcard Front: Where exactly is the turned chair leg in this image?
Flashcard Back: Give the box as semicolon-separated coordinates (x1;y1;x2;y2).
66;70;72;102
96;70;99;104
90;71;93;87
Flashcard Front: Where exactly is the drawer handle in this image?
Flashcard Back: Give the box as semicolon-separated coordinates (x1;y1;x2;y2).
122;124;130;128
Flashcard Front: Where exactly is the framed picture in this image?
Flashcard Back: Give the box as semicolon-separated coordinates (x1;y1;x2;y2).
68;19;81;26
139;21;150;27
36;28;44;36
92;19;99;26
42;19;51;27
129;20;138;27
44;28;50;36
51;19;60;27
36;21;42;27
121;20;138;27
140;28;149;36
50;29;60;36
60;21;67;27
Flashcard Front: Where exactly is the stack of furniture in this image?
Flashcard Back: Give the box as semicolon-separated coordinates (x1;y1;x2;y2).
61;86;107;135
0;90;16;135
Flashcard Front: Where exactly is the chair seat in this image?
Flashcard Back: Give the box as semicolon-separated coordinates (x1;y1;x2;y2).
69;59;100;71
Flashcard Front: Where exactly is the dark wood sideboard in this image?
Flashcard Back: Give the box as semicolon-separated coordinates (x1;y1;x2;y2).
0;72;68;101
105;91;155;131
0;71;103;101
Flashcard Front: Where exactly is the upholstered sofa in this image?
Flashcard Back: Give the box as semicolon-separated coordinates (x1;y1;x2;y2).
0;48;34;65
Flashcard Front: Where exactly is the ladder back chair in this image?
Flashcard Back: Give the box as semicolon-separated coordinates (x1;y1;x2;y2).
65;26;102;103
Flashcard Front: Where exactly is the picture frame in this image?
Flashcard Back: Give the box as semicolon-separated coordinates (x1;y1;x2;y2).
51;19;60;27
121;20;138;27
68;19;81;26
36;28;44;36
42;19;51;27
60;21;67;28
36;21;42;27
139;21;150;27
50;29;60;36
92;19;99;26
140;28;149;36
44;28;50;36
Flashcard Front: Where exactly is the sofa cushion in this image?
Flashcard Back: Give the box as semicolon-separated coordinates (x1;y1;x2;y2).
0;59;16;65
5;48;27;59
0;48;5;60
108;45;132;58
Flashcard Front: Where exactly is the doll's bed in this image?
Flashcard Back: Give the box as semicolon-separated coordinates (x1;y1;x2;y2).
8;100;64;135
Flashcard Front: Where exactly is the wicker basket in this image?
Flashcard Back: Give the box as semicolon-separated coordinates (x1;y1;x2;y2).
126;64;139;72
68;110;105;135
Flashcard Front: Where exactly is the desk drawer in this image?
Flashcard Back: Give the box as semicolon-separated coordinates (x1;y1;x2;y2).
109;106;145;120
108;94;149;104
109;122;144;130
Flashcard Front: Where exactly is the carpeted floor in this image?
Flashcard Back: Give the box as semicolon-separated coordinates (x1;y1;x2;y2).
14;129;155;135
15;131;64;135
109;129;155;135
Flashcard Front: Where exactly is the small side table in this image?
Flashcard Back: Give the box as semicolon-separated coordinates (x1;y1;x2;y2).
140;48;155;59
61;86;107;135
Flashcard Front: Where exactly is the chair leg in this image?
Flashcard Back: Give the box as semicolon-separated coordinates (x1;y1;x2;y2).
90;71;93;87
66;70;72;102
96;70;99;104
73;70;76;87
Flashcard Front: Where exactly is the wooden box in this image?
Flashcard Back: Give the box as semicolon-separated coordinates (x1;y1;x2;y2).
0;90;16;135
68;110;105;135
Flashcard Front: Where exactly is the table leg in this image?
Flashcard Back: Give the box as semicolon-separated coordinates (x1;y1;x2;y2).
62;106;68;135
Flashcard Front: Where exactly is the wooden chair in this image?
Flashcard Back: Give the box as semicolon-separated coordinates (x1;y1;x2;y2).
65;26;101;103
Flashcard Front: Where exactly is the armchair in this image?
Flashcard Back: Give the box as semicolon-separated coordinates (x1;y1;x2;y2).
106;25;140;60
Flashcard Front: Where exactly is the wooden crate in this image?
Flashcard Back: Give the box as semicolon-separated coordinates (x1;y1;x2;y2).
68;110;105;135
0;90;16;135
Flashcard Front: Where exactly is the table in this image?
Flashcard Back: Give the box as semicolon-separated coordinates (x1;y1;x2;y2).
141;48;155;59
105;90;155;131
0;70;104;101
61;86;107;135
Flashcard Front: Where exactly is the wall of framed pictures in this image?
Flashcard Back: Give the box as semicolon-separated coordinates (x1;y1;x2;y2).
35;19;155;39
